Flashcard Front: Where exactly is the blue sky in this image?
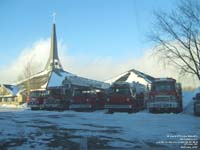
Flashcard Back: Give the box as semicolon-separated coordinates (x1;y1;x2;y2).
0;0;178;67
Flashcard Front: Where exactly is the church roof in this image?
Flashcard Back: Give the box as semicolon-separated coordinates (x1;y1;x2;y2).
47;69;73;88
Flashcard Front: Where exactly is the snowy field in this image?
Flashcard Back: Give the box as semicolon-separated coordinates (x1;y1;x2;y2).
0;92;200;150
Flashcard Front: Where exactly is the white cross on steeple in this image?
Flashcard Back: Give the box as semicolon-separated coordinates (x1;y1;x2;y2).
52;12;56;23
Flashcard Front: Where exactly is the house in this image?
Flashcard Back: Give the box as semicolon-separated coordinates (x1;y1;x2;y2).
0;84;24;106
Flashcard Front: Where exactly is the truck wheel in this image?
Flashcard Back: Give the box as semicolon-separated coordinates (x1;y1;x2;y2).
149;108;159;114
174;109;178;114
149;108;156;113
107;109;113;114
194;105;197;116
128;109;133;114
177;108;182;113
31;107;38;110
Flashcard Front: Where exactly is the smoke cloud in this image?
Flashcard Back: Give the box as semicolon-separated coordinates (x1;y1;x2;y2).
0;38;198;87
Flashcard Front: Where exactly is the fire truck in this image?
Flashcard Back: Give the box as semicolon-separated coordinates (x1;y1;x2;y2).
147;78;182;113
43;76;109;111
193;93;200;116
104;81;147;113
28;89;46;110
43;85;72;111
69;87;107;111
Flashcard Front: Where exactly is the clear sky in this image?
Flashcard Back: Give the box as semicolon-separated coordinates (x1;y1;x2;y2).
0;0;177;66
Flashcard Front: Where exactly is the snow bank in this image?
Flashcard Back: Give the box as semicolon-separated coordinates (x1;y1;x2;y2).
0;103;28;112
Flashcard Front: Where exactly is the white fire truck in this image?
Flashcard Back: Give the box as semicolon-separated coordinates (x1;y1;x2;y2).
147;78;182;113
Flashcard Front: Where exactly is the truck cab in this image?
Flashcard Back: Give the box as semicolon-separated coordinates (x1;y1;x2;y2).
43;86;72;111
105;82;145;113
69;88;106;111
28;90;46;110
147;78;182;113
193;93;200;116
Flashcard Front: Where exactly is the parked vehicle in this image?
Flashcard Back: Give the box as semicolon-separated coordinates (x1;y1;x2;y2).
43;86;72;111
43;76;109;111
147;78;182;113
69;88;107;111
193;93;200;116
28;90;46;110
104;81;147;113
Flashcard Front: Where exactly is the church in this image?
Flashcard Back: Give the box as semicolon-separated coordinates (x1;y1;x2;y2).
0;21;153;106
0;23;109;106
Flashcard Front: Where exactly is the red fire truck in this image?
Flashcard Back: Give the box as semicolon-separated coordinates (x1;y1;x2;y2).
104;82;147;113
69;88;107;111
43;86;72;111
193;92;200;116
43;75;109;111
147;78;182;113
28;89;46;110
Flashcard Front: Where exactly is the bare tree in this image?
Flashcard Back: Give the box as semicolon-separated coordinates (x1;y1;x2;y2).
17;58;39;97
150;0;200;82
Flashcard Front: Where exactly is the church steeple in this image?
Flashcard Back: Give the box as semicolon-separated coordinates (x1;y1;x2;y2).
45;23;63;70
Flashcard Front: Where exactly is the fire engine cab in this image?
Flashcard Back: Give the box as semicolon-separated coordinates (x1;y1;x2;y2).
43;85;72;111
28;89;46;110
105;81;146;113
69;88;107;111
147;78;182;113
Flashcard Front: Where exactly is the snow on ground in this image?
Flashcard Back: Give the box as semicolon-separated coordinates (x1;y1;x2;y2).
0;103;28;112
0;91;199;150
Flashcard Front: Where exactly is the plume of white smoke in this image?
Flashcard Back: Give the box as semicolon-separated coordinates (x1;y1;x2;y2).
0;38;198;87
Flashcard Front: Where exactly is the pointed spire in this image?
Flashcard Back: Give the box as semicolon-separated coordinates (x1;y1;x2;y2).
45;23;63;70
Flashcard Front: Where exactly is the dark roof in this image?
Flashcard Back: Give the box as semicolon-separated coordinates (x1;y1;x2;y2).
2;84;21;95
18;70;51;91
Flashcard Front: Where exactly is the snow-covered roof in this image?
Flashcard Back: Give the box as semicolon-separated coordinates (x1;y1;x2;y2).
1;84;21;96
106;69;154;86
65;76;110;89
126;72;150;86
47;70;74;88
47;70;110;89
